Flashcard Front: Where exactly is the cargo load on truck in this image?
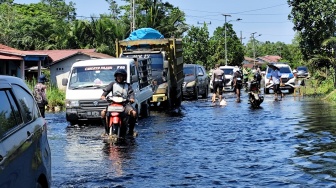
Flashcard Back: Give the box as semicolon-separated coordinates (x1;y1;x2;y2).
116;28;184;109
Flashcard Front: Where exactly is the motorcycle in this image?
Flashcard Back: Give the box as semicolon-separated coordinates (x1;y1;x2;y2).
105;95;130;139
248;80;264;108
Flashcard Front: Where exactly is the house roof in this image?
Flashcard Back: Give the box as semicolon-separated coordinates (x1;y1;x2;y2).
29;49;113;65
0;44;48;61
0;54;23;60
257;55;281;63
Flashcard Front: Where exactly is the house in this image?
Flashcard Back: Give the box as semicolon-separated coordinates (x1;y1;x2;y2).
0;44;48;80
29;49;113;90
243;55;282;69
257;55;281;64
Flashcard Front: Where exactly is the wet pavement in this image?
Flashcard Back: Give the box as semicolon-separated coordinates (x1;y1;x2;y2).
46;91;336;187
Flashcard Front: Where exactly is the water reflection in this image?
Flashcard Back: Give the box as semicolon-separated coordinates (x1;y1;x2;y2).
293;100;336;184
102;139;136;177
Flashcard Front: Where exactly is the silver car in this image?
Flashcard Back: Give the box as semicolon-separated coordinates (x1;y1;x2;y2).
0;76;51;188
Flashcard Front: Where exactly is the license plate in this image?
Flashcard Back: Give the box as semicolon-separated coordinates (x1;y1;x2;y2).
87;111;100;117
107;105;124;112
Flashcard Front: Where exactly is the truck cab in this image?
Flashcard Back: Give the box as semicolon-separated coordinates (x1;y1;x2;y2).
62;58;153;126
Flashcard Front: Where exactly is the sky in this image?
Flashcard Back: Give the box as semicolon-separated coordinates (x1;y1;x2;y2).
14;0;296;44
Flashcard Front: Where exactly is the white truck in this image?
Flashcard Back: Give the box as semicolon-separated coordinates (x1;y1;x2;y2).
62;58;153;126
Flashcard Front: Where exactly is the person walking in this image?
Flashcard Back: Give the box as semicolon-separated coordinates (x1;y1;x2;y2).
211;64;225;104
34;74;48;118
233;70;243;102
268;66;284;100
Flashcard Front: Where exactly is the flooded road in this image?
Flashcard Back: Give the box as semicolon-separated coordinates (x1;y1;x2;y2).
46;91;336;187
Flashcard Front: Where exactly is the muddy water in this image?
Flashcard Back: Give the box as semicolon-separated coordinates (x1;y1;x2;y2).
46;92;336;187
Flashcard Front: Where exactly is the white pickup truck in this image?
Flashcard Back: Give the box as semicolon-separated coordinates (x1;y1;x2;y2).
62;58;153;126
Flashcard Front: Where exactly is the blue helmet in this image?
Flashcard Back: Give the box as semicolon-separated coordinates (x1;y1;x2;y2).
38;74;47;83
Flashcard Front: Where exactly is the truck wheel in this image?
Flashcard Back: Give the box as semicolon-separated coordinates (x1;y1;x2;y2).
69;121;78;126
140;101;150;118
264;88;269;94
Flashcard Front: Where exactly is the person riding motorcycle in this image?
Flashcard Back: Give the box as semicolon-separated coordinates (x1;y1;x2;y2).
100;69;137;136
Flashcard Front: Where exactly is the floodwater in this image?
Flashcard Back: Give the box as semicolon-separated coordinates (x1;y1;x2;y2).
46;91;336;188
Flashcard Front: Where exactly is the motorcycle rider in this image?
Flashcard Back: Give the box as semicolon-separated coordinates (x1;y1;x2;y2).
211;64;225;103
100;69;137;136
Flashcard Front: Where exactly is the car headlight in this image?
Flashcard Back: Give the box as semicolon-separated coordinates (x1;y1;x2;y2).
186;80;196;87
66;100;79;107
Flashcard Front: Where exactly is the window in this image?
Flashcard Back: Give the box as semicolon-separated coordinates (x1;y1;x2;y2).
0;90;21;136
197;67;205;76
12;85;39;123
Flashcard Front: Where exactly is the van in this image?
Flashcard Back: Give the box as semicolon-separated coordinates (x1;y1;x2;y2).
62;58;153;126
0;76;51;188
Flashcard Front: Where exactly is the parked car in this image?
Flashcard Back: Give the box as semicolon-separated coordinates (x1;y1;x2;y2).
0;76;51;188
182;64;209;99
210;65;240;92
296;66;309;78
264;63;296;94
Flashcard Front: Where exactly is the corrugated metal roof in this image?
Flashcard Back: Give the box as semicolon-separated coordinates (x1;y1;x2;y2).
0;54;23;60
29;49;114;65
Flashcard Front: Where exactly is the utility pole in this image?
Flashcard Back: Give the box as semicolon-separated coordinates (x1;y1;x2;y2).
251;32;257;66
240;31;246;44
222;14;231;66
131;0;135;32
251;32;261;67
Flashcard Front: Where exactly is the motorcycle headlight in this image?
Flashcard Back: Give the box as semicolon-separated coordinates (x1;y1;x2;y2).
66;100;79;107
186;80;196;87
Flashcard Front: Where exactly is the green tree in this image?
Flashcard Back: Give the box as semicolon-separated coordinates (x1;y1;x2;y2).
182;24;209;69
288;0;336;60
210;23;244;67
119;0;188;37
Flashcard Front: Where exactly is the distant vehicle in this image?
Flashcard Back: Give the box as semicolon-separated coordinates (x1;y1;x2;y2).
210;65;240;92
264;63;296;94
296;66;309;78
0;76;51;188
182;64;209;100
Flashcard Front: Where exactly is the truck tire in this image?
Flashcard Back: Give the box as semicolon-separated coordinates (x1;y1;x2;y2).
140;101;150;118
264;88;269;94
69;121;78;126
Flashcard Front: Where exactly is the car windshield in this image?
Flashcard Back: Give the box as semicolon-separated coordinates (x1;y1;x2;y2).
279;67;292;73
297;67;308;72
68;65;126;89
183;67;195;76
267;66;292;74
222;68;234;75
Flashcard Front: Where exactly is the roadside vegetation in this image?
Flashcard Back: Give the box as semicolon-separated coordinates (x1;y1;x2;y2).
1;0;336;105
26;71;66;111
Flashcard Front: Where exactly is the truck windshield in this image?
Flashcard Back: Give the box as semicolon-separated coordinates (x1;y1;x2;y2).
121;53;163;70
68;65;127;89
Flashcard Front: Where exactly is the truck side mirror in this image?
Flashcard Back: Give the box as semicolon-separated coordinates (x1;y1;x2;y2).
62;78;68;86
131;75;139;83
163;60;169;69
